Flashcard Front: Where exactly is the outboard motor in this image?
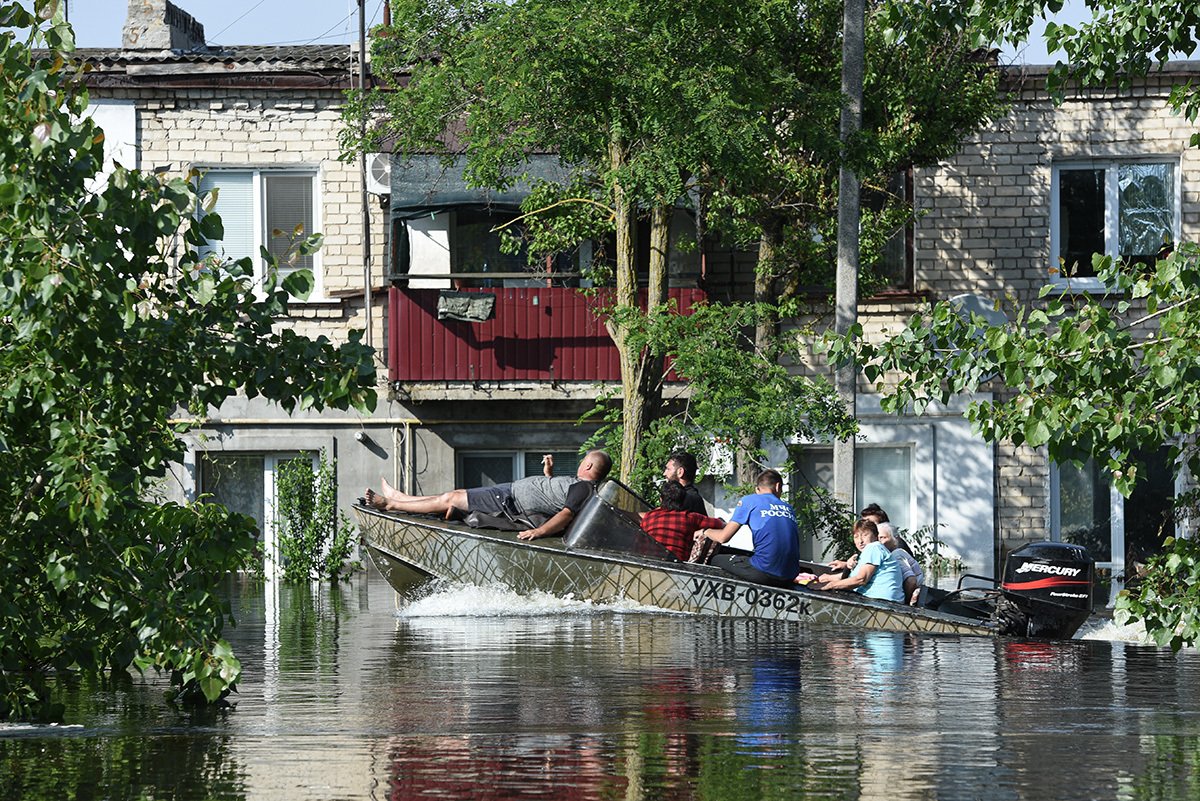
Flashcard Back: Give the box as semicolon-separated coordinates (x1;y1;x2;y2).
995;541;1095;638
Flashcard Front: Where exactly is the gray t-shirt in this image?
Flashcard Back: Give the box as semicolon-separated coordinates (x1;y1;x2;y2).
511;475;593;516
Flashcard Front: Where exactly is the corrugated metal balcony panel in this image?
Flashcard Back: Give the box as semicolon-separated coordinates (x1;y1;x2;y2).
388;287;704;383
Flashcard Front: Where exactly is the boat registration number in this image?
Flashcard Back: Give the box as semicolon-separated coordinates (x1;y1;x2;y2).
689;578;811;617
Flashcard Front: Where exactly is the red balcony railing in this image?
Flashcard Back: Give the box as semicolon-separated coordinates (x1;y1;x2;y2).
388;286;706;383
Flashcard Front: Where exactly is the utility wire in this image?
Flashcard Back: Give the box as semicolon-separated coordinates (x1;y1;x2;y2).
208;0;270;43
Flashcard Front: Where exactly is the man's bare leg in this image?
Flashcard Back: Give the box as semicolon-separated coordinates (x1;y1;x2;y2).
364;486;469;516
379;477;409;501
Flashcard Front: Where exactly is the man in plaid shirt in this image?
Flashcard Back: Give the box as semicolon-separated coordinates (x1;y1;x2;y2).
641;481;726;561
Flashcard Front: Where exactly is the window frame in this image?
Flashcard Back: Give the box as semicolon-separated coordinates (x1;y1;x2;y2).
457;449;584;487
197;450;316;577
1049;455;1185;578
1049;157;1181;293
195;166;324;300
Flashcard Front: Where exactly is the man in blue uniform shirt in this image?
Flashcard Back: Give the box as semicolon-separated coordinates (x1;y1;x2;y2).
694;469;799;587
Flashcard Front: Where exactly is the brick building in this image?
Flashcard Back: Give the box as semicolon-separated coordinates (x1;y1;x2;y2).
82;1;1200;591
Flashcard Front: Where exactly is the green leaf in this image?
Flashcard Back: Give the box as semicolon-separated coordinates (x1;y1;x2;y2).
281;268;315;300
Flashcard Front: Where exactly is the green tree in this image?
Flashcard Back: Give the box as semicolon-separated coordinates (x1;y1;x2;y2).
0;2;377;719
349;0;1004;489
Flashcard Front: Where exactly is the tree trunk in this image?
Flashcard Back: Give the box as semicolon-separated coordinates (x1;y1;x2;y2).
736;216;785;486
605;141;670;482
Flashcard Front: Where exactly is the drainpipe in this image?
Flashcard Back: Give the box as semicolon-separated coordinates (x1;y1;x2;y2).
358;0;373;349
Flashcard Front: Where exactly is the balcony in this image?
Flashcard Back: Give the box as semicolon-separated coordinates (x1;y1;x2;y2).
388;286;706;384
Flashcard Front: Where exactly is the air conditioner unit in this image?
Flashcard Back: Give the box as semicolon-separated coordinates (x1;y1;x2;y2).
365;152;391;195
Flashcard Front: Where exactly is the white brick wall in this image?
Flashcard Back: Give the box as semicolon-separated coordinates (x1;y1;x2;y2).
101;87;388;349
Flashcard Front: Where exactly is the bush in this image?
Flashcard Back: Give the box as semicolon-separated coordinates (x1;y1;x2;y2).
275;453;359;582
1116;536;1200;651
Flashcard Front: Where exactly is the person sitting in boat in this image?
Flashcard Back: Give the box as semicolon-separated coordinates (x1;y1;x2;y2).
877;521;924;605
662;451;707;514
692;469;799;588
640;480;727;561
811;518;905;602
364;449;612;541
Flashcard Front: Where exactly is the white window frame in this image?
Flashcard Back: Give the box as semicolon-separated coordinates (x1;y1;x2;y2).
195;167;324;300
1049;157;1181;293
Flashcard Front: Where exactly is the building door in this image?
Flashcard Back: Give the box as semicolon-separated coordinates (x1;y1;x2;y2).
199;451;309;575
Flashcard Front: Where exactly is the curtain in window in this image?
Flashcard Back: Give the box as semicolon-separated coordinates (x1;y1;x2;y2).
198;171;254;264
855;447;911;531
265;174;315;274
1118;163;1174;259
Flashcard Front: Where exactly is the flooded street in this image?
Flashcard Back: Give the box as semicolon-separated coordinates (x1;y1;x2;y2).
2;566;1198;800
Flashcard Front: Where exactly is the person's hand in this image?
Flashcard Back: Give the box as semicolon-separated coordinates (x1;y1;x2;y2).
694;529;708;541
541;454;554;476
518;528;546;541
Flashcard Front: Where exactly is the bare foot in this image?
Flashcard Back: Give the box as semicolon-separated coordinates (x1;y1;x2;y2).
364;488;389;511
380;476;408;501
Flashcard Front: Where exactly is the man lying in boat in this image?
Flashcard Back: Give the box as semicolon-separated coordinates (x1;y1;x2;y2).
364;449;613;541
690;469;800;588
808;518;905;602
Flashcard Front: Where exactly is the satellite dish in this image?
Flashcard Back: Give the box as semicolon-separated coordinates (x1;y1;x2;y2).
366;153;391;195
949;293;1008;328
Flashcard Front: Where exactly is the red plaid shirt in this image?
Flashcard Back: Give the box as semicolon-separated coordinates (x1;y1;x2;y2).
641;509;726;561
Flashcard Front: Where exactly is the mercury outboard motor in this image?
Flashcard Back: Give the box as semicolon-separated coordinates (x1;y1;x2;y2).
995;541;1095;638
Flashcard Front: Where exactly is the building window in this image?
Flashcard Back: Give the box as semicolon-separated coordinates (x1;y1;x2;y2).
197;169;320;293
867;170;913;291
1051;449;1178;572
792;445;912;531
1051;160;1177;287
458;450;583;487
450;209;586;288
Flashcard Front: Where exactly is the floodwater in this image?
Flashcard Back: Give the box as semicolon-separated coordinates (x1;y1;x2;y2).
2;566;1198;801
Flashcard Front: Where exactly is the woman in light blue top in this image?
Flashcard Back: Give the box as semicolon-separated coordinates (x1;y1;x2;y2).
812;519;905;602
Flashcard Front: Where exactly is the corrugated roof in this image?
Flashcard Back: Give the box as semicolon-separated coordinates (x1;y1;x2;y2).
74;44;354;69
66;44;357;89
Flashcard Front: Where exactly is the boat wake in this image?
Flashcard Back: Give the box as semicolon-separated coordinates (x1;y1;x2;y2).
393;581;674;619
1076;616;1155;644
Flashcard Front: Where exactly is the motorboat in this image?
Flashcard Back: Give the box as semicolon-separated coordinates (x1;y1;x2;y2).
354;480;1096;639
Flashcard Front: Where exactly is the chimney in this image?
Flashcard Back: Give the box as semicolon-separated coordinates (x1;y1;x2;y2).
121;0;206;51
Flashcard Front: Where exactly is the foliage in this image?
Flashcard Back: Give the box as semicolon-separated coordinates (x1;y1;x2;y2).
1115;536;1200;651
902;524;966;577
275;453;359;583
1042;1;1200;146
584;299;858;498
835;246;1200;498
349;0;1005;483
0;3;377;720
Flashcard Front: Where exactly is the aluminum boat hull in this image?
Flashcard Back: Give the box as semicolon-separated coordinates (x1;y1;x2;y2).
355;504;998;637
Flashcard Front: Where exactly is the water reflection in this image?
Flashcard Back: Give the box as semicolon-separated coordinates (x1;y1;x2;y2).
2;568;1200;801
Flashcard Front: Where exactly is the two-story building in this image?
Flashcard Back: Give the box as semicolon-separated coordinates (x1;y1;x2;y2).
86;1;1199;592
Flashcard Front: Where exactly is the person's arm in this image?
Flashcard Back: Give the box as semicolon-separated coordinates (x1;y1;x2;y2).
518;507;574;540
699;520;741;544
816;562;877;591
903;574;919;602
542;454;554;476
